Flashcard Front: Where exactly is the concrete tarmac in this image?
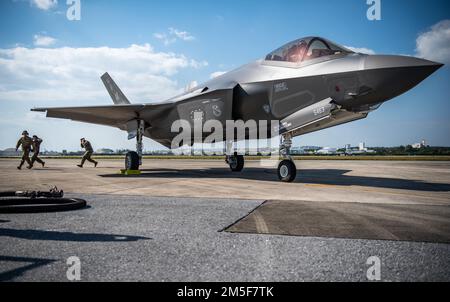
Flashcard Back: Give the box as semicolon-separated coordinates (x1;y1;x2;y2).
0;159;449;205
0;158;449;281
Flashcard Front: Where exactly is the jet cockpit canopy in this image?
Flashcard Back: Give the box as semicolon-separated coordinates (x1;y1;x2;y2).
265;37;353;65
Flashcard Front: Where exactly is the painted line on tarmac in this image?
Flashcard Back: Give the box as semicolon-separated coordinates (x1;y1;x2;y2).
253;211;270;234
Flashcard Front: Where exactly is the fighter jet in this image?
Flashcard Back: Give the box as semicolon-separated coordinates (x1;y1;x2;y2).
32;36;443;182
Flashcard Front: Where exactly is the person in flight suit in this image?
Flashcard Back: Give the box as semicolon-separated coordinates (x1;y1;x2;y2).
77;138;98;168
15;130;33;170
31;135;45;168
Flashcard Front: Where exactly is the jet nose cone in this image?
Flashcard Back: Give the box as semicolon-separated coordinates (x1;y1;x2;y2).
360;55;444;103
364;55;443;71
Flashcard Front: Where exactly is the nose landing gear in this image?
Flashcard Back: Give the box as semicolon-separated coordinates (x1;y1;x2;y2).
277;133;297;182
278;159;296;182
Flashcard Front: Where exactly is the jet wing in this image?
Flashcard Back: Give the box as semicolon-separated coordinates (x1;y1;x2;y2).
31;103;172;130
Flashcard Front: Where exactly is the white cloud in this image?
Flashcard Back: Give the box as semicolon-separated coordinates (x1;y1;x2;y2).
0;43;208;103
33;34;56;46
189;59;208;69
416;19;450;64
210;71;227;79
31;0;57;10
168;28;195;41
344;46;376;55
154;28;195;45
184;80;198;92
153;33;176;46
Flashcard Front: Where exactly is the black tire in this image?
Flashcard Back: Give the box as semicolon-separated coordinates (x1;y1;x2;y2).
125;151;140;170
229;155;244;172
277;160;297;182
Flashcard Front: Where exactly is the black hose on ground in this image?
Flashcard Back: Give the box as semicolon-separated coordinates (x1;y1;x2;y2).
0;192;17;198
0;187;87;214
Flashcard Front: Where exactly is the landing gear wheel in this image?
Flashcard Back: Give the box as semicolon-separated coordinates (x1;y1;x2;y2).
229;155;244;172
278;160;297;182
125;151;140;170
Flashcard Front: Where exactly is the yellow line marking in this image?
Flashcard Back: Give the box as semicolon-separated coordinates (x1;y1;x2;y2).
253;212;269;234
304;183;338;188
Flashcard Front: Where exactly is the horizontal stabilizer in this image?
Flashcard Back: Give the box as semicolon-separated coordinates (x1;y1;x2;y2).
32;104;144;129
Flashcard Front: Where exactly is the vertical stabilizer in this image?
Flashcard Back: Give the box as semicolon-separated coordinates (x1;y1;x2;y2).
101;72;131;105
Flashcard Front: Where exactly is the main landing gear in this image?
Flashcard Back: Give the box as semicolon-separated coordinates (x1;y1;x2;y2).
225;141;244;172
227;153;244;172
224;134;297;182
125;120;144;171
125;151;140;170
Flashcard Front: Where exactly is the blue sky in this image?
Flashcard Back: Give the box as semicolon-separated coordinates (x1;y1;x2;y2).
0;0;449;151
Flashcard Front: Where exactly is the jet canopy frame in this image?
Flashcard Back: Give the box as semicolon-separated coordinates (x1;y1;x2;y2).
263;36;354;68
